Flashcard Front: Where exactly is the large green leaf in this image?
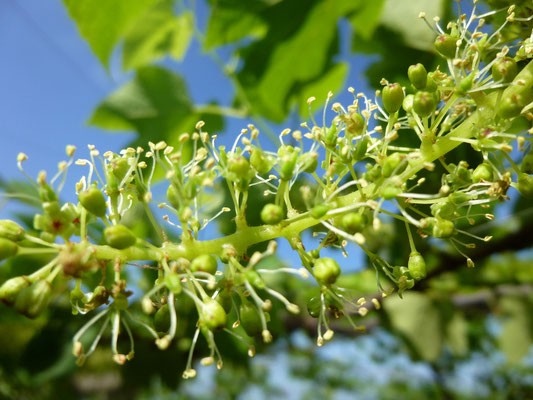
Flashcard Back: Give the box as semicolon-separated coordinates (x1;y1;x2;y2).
349;0;385;40
204;0;269;49
63;0;156;68
89;66;192;140
236;0;358;122
499;295;533;364
385;292;443;361
89;66;223;152
123;3;194;70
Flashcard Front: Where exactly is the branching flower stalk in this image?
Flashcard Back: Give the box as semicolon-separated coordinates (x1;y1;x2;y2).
1;4;533;379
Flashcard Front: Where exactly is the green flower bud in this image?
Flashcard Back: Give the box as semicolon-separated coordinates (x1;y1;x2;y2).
517;173;533;199
227;154;251;179
381;185;402;200
459;74;474;93
0;220;25;242
433;218;454;238
154;304;171;332
183;180;198;200
402;94;414;113
306;295;322;318
111;157;130;182
0;276;30;305
323;122;338;147
311;204;330;219
340;212;366;234
313;257;341;285
498;93;525;119
413;91;437;117
408;251;426;280
472;163;493;182
78;185;107;218
408;64;427;90
354;136;369;161
260;203;284;225
250;149;272;175
382;152;403;177
430;202;455;219
0;238;18;261
104;224;137;249
200;298;227;330
239;302;262;337
220;244;238;263
14;280;52;318
382;83;404;114
521;153;533;174
43;201;61;217
191;254;218;275
434;34;458;58
347;112;365;136
278;146;299;181
166;185;181;209
245;269;265;289
299;152;318;174
164;272;182;294
492;57;518;83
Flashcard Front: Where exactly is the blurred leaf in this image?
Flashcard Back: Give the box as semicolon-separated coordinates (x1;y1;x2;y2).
499;295;533;364
445;311;469;356
204;0;269;49
89;66;192;140
385;292;443;361
294;62;348;117
63;0;156;68
236;0;357;122
123;2;194;70
348;0;385;40
380;0;444;51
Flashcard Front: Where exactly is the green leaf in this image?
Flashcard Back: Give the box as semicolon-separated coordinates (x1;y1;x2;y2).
123;3;194;70
380;0;445;51
385;292;442;361
499;295;533;364
63;0;156;68
89;66;192;141
445;312;469;356
237;0;356;122
204;0;268;50
348;0;385;40
295;62;348;117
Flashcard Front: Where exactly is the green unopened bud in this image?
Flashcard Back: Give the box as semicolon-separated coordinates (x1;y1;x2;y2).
227;154;251;179
382;152;404;177
408;251;426;280
402;94;414;113
14;280;52;318
78;185;107;218
239;302;262;337
0;220;25;242
347;112;365;136
498;93;525;119
313;257;341;285
164;273;182;294
413;91;437;117
306;295;321;318
166;184;181;209
434;34;458;58
430;202;455;219
278;146;299;180
433;218;454;238
260;203;284;225
191;254;218;275
472;163;493;182
111;157;130;181
381;185;402;200
245;269;265;289
340;212;366;234
492;57;518;83
104;224;137;249
220;244;238;263
0;238;18;261
311;204;330;219
382;83;404;114
0;276;30;305
521;153;533;174
200;298;227;330
299;152;318;174
408;64;427;90
323;122;337;146
517;173;533;199
250;149;272;175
